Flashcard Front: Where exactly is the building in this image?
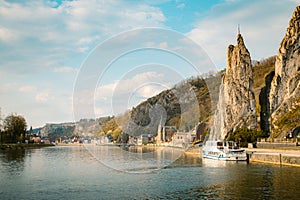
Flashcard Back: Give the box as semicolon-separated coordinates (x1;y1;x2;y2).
171;132;193;147
156;124;176;144
137;134;149;145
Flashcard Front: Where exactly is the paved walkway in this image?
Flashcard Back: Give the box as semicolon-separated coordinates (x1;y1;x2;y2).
245;148;300;156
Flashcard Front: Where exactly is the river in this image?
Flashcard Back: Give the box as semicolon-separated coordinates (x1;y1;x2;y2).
0;146;300;199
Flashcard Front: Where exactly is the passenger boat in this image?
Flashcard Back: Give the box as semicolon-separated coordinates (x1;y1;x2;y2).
202;140;247;161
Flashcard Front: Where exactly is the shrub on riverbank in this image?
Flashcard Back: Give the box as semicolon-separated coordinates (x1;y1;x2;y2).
227;128;267;147
0;114;27;144
0;143;55;151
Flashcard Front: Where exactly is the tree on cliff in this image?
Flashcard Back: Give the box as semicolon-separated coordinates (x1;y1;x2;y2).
3;114;27;143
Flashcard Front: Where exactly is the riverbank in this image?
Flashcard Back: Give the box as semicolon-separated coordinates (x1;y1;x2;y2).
184;147;201;156
246;147;300;167
0;143;55;151
56;143;89;146
185;146;300;168
3;143;298;167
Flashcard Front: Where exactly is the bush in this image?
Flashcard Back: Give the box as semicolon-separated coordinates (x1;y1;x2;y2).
227;128;266;147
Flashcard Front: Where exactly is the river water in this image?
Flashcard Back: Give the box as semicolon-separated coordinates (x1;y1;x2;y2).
0;146;300;199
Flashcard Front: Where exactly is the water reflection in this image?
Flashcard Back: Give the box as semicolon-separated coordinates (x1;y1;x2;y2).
121;146;157;153
0;146;300;199
158;162;300;199
85;146;185;173
201;158;249;168
168;153;202;168
0;149;26;176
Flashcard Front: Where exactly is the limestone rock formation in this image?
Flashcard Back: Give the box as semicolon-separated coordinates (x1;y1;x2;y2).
259;71;275;135
40;122;76;137
221;34;257;139
269;6;300;137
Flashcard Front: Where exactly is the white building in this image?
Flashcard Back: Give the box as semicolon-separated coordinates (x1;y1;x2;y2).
171;132;193;148
137;134;149;145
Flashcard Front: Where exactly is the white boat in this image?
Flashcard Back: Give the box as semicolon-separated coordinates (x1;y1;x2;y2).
202;140;247;161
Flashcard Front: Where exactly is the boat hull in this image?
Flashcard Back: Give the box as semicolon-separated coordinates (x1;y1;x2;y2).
202;140;247;161
202;152;247;161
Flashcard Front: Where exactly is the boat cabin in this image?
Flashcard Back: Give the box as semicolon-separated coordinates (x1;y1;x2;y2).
217;141;239;150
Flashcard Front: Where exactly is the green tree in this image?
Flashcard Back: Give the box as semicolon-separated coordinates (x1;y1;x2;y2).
227;128;266;147
3;114;27;143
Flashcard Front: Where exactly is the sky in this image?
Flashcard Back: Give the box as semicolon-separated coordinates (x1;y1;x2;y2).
0;0;299;128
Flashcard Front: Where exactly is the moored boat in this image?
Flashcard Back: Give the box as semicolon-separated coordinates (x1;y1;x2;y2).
202;140;247;161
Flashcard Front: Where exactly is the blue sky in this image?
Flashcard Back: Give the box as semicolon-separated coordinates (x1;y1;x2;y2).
0;0;299;128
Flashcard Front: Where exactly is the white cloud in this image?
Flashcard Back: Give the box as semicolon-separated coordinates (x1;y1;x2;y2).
0;83;17;93
136;84;166;99
187;0;299;68
159;42;168;49
176;3;185;9
95;82;117;101
0;0;167;75
0;0;167;127
144;41;156;47
54;67;77;73
114;71;166;96
96;71;166;100
94;71;171;116
77;47;89;53
94;107;104;116
0;26;19;42
19;85;37;93
35;92;49;103
77;36;100;45
2;0;298;127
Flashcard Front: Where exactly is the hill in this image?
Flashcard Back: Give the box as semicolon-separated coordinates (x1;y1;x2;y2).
37;56;276;141
41;5;300;141
99;56;277;140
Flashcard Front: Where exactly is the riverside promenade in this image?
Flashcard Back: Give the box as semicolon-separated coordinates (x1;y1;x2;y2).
246;147;300;167
184;145;300;168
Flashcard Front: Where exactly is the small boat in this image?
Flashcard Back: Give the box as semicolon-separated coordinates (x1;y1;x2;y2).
202;140;247;161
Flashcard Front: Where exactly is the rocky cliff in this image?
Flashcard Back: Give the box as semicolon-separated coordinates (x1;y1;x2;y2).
259;71;275;134
269;6;300;138
39;116;112;140
126;76;219;136
221;34;257;139
38;6;300;141
40;122;76;138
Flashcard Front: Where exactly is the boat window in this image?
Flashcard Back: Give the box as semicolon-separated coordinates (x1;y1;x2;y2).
217;142;223;146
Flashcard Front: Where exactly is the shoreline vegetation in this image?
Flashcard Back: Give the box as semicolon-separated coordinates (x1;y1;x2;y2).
0;143;55;151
